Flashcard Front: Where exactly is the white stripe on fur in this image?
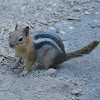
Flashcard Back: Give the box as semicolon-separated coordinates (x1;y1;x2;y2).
34;38;62;53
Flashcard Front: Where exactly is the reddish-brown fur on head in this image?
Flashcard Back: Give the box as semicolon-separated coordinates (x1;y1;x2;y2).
9;24;30;49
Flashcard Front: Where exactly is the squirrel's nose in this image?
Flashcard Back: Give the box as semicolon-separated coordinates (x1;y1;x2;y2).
9;43;14;48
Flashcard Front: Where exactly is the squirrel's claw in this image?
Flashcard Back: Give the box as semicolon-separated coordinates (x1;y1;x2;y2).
18;70;28;77
11;66;18;70
11;63;19;70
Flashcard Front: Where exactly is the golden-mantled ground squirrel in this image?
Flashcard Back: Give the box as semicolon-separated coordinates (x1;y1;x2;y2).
9;24;100;77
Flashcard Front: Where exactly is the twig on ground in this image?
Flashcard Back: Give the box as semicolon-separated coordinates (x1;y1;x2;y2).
0;89;19;95
26;21;35;28
0;54;16;60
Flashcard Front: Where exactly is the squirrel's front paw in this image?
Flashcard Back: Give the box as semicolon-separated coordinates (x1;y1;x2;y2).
11;63;19;70
18;70;28;77
11;66;18;69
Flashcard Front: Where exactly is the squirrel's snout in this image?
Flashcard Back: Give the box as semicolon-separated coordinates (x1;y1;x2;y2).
9;43;14;48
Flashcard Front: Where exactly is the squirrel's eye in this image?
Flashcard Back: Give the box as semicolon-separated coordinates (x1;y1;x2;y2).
18;36;23;41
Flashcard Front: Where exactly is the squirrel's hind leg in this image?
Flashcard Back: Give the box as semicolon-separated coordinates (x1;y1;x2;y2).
42;49;57;70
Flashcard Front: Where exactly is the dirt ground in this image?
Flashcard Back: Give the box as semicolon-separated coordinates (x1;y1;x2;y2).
0;0;100;100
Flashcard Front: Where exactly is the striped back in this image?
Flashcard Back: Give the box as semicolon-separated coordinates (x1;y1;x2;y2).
33;32;64;53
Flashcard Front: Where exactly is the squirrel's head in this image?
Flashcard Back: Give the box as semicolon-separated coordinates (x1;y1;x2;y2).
9;24;29;48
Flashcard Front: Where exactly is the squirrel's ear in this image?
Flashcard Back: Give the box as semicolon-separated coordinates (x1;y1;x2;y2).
23;26;29;36
15;24;18;30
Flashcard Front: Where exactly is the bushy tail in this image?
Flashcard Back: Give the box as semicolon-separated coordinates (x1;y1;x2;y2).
66;40;100;61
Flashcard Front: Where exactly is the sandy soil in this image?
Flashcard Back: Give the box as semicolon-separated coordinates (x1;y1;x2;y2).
0;0;100;100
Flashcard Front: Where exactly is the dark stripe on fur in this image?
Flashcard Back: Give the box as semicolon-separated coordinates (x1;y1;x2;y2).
34;41;59;51
34;33;63;51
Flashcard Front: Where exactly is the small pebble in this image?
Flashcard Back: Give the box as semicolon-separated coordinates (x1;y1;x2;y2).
92;88;95;91
60;31;65;34
95;12;98;14
44;68;57;77
5;42;9;46
68;26;74;30
71;89;82;95
48;26;56;31
0;57;4;62
84;11;90;15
